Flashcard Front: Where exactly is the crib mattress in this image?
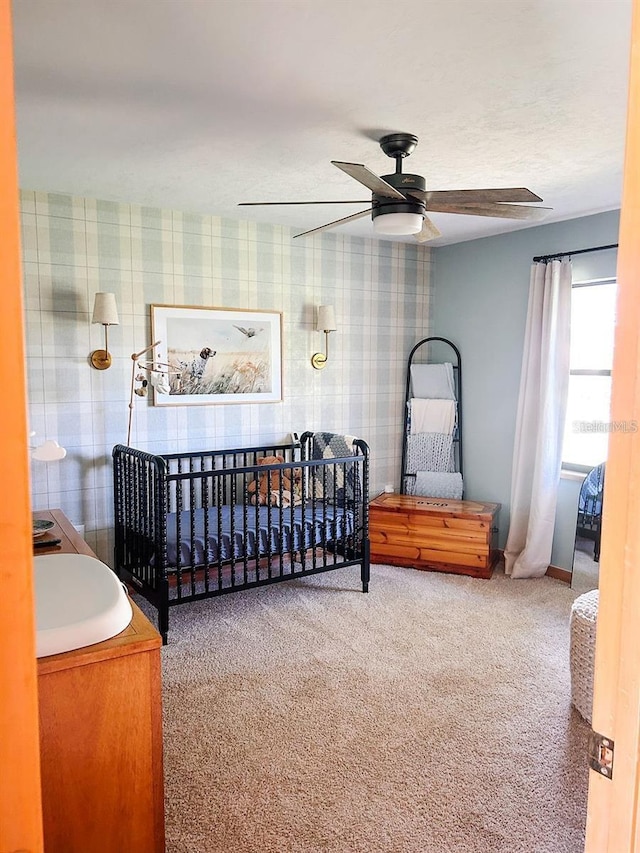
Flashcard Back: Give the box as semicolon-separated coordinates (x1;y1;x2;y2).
164;504;355;569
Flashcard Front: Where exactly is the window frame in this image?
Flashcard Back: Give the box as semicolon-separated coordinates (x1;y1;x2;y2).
561;276;616;475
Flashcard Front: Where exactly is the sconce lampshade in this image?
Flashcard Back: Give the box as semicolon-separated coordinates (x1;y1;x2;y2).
92;292;120;326
316;305;337;332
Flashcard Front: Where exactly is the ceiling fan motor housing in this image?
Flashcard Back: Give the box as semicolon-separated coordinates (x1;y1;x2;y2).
379;132;419;160
372;172;426;221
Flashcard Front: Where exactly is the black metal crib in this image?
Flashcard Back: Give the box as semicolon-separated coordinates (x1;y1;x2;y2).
113;432;370;643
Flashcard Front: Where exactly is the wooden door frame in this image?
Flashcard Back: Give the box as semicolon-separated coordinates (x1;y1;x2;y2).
0;0;44;850
0;0;638;850
585;0;640;848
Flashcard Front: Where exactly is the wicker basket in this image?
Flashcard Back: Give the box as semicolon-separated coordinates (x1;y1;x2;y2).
570;589;599;723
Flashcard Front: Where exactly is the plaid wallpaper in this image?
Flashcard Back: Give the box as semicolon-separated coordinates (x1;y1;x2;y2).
21;190;432;563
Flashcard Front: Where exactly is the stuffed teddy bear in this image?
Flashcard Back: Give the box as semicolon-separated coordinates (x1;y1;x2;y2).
247;457;304;507
247;455;285;506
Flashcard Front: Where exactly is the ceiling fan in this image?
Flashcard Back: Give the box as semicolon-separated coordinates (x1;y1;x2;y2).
239;132;549;242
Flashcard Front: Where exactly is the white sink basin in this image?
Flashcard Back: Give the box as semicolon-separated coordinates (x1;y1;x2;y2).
34;553;133;657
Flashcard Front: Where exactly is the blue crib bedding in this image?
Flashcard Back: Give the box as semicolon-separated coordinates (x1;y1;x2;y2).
164;504;355;569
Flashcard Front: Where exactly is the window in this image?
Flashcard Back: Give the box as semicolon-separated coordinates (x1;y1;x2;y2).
562;278;618;472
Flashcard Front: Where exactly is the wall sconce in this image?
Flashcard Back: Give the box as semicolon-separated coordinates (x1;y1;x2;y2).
311;305;337;370
90;292;119;370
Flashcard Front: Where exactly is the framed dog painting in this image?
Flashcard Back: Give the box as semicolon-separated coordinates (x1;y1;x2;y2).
150;305;283;405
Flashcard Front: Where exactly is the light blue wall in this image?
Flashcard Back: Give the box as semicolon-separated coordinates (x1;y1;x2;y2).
431;210;620;571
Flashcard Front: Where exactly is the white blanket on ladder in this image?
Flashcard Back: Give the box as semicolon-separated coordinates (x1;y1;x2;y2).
410;363;456;400
405;433;455;473
409;399;456;435
414;471;463;500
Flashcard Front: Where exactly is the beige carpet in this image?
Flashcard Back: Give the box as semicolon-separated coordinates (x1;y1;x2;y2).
153;562;590;853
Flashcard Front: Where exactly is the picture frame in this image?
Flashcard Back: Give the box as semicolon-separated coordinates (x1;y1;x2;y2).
150;305;283;406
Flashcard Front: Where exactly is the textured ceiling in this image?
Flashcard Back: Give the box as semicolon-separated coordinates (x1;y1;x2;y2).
12;0;632;246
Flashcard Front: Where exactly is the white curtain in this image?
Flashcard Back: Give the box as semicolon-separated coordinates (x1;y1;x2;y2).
504;259;572;579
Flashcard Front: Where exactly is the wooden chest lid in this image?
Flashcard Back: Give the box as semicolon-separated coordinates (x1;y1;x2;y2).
370;492;500;520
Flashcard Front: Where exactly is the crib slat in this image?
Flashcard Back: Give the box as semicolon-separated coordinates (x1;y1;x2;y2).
216;474;223;592
241;458;249;587
203;470;210;594
189;469;197;597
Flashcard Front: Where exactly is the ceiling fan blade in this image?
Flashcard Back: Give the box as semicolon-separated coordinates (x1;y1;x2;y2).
239;200;369;206
332;161;406;200
424;202;551;221
406;187;543;205
413;215;441;243
293;208;372;239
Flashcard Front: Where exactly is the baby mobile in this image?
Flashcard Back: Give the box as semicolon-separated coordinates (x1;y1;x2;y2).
127;341;178;445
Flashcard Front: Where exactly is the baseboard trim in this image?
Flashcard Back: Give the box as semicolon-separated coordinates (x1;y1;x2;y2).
545;565;572;584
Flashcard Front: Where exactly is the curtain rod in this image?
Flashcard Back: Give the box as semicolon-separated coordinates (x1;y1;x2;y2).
532;243;618;263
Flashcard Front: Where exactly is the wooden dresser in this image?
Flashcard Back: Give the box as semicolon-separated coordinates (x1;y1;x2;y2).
369;493;501;579
34;509;165;853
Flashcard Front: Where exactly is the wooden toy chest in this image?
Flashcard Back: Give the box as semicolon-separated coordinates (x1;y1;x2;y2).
369;493;501;579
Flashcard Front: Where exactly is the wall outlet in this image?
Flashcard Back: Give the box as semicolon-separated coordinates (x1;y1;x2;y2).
384;484;395;493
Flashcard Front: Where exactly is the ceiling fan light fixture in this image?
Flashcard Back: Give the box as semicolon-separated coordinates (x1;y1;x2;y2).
373;211;423;236
241;132;547;240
